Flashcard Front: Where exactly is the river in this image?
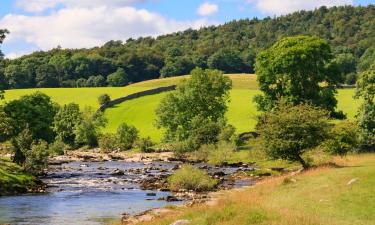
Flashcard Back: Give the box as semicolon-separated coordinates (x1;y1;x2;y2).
0;160;252;225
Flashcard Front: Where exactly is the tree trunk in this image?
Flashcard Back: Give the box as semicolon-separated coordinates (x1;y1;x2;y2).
296;155;309;169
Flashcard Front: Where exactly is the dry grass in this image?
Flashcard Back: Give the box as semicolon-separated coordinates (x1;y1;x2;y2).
130;154;375;225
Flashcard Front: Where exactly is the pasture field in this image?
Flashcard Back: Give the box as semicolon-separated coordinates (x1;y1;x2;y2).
1;74;359;141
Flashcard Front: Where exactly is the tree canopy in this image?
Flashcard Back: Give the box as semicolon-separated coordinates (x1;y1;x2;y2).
254;35;342;116
257;102;331;168
156;68;232;145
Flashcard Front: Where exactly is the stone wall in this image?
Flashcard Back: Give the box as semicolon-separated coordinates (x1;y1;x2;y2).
98;85;176;112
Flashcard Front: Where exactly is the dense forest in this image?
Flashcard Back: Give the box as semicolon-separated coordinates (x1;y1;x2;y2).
0;5;374;89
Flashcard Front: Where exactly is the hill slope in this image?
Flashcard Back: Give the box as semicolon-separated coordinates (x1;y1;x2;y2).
1;5;374;89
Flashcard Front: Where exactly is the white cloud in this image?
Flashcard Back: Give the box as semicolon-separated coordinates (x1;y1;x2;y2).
15;0;148;13
1;6;213;52
197;2;219;17
247;0;353;15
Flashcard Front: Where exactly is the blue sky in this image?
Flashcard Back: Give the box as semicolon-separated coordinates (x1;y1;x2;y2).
0;0;374;58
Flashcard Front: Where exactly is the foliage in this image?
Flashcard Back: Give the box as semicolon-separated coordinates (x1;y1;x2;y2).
254;36;341;116
197;142;237;165
0;29;8;99
358;46;375;73
355;63;375;148
257;102;331;169
156;68;232;148
74;108;107;147
23;141;49;175
98;93;111;105
168;165;218;192
3;92;58;143
106;68;128;87
0;107;14;142
136;137;154;152
323;121;359;156
98;134;118;153
1;6;373;89
11;127;33;165
53;103;83;146
207;49;247;73
49;139;66;156
116;123;139;150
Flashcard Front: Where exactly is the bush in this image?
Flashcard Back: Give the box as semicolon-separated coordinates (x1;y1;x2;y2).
98;94;111;105
136;137;154;152
98;134;118;153
170;141;193;158
116;123;139;150
207;142;236;165
11;127;33;165
257;102;331;169
168;165;218;192
24;141;49;175
49;139;65;156
323;121;359;156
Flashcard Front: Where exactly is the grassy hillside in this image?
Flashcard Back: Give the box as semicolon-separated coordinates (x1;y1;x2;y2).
104;75;359;141
134;154;375;225
0;158;40;195
1;87;150;108
1;74;359;141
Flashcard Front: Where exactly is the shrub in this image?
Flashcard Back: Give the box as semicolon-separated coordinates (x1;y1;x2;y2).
53;103;82;147
168;165;218;192
207;142;236;165
98;94;111;105
136;137;154;152
257;102;330;169
171;141;193;158
11;127;33;165
116;123;139;150
74;108;107;148
98;134;118;153
24;141;49;175
49;139;65;156
323;121;359;156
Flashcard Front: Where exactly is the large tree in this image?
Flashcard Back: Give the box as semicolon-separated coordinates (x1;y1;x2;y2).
156;68;232;145
254;36;342;116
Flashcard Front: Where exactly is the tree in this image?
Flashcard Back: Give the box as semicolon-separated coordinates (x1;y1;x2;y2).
257;102;330;169
0;29;8;99
0;107;14;142
156;68;232;148
333;53;357;84
24;141;49;175
254;36;342;116
107;68;128;86
53;103;83;146
98;94;111;105
36;64;59;88
358;46;375;73
4;92;58;142
11;127;33;165
116;123;139;150
355;63;375;148
74;108;107;147
323;121;359;156
208;49;246;73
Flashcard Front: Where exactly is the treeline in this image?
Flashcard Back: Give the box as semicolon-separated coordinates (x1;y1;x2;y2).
0;5;374;89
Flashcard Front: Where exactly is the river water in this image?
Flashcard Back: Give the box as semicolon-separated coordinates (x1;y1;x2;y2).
0;161;181;225
0;160;252;225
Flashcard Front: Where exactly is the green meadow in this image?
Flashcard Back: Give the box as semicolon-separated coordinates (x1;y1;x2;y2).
2;74;359;141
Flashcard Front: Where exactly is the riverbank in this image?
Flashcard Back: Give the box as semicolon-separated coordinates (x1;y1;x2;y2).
113;153;375;225
0;158;45;196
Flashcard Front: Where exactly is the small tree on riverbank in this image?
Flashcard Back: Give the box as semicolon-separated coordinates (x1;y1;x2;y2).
257;102;330;169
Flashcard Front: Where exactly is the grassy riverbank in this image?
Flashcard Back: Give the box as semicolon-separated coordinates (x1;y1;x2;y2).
130;154;375;225
0;158;41;196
